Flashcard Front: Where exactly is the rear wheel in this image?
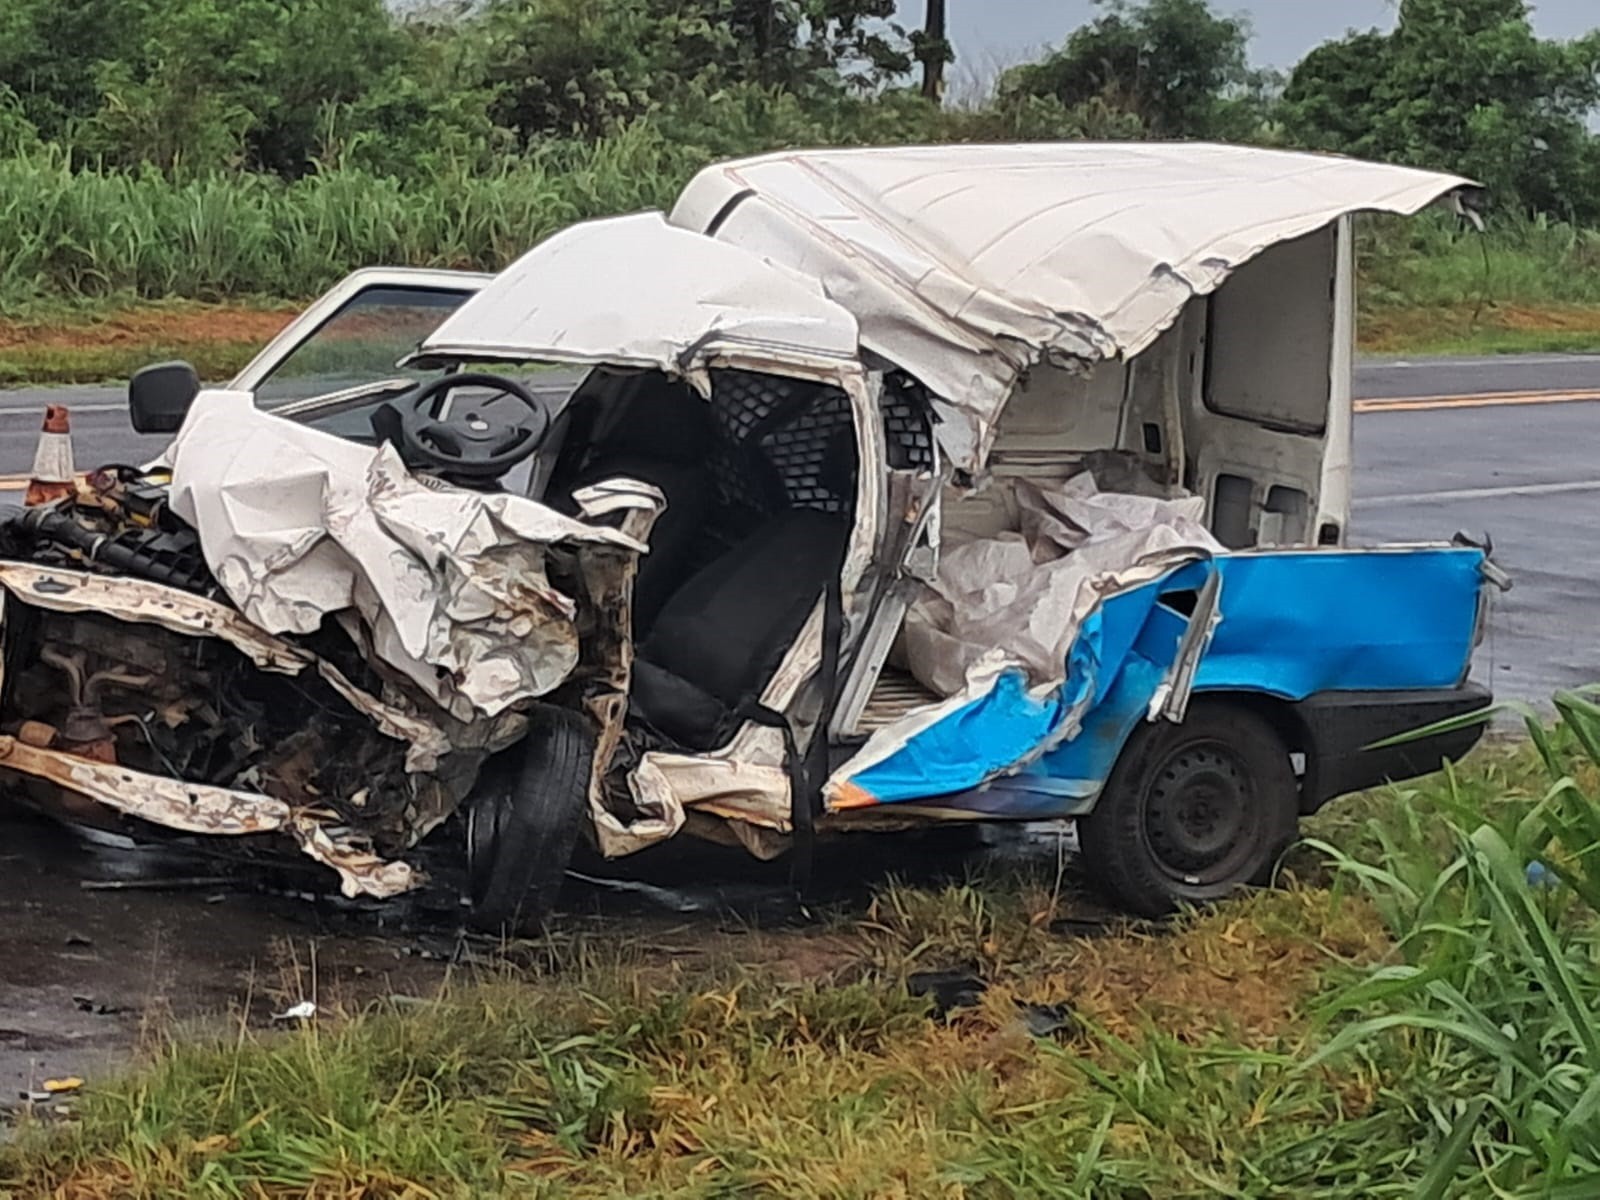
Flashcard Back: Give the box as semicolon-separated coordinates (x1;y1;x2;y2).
466;706;595;934
1079;703;1298;917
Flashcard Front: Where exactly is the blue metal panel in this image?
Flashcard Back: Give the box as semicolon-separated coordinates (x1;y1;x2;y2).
843;573;1180;805
1195;547;1484;698
836;544;1485;815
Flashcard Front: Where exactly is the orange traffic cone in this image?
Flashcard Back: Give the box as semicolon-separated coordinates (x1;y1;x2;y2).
25;404;76;507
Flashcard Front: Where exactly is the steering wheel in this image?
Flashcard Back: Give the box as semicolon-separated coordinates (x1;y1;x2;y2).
393;372;551;482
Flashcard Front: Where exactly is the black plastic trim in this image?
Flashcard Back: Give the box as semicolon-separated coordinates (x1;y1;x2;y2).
1293;683;1492;813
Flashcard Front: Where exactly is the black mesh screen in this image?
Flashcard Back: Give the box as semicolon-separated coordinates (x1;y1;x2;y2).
881;373;936;471
707;370;856;517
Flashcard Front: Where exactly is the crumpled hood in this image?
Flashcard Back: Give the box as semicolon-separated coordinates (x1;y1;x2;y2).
166;390;643;722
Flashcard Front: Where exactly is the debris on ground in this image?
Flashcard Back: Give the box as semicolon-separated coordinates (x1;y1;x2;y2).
1015;1000;1078;1039
907;968;987;1019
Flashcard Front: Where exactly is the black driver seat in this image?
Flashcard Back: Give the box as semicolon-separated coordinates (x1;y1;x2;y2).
630;507;850;751
554;381;717;635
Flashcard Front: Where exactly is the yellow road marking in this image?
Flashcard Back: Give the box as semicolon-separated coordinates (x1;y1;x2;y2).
1355;388;1600;413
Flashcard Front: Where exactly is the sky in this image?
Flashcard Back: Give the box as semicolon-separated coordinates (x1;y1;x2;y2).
897;1;1598;85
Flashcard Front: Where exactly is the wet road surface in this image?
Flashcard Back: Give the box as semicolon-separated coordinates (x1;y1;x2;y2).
1352;399;1600;700
0;809;1044;1101
0;811;462;1101
4;351;1600;1099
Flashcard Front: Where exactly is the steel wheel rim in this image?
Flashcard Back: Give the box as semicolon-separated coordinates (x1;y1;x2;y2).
1140;739;1258;887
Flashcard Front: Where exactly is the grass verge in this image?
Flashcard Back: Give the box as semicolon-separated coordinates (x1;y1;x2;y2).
1360;302;1600;358
4;724;1597;1198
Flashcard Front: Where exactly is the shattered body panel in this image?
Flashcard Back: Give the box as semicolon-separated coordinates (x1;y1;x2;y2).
166;390;644;722
0;562;491;895
0;448;655;898
827;544;1490;819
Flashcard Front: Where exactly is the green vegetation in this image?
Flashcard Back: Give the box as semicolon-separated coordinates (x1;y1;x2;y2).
0;0;1597;327
5;707;1600;1196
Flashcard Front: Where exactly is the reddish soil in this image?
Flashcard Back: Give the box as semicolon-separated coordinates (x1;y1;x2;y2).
0;306;294;352
1361;301;1600;351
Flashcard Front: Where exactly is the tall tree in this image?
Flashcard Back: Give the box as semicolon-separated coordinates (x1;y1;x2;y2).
480;0;912;144
1282;0;1600;218
996;0;1268;140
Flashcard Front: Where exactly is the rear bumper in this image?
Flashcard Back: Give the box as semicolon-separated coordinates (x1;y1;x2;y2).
1294;683;1492;813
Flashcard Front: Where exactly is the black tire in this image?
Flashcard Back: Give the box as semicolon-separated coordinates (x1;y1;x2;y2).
1079;702;1299;918
466;706;595;934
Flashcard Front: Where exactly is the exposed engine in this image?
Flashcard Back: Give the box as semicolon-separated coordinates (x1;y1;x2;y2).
0;468;433;857
0;466;215;593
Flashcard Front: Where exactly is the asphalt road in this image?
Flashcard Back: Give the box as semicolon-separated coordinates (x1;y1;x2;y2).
4;354;1600;703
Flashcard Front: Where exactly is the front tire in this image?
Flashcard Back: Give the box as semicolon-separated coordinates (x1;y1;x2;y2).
1079;702;1298;918
466;706;595;934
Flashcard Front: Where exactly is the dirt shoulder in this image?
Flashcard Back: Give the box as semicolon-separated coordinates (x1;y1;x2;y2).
0;304;294;387
1362;301;1600;357
5;300;1600;388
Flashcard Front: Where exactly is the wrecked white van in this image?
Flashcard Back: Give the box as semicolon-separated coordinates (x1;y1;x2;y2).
0;144;1500;927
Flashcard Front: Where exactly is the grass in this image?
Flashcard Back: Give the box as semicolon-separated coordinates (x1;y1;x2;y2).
6;711;1600;1198
1359;303;1600;358
6;158;1600;387
1355;211;1600;358
8;297;1600;389
0;135;691;312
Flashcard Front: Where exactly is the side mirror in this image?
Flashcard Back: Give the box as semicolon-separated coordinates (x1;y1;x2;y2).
128;361;201;434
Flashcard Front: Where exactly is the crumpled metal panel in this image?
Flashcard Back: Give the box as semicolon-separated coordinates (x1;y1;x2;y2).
288;815;420;899
0;735;423;898
670;143;1473;468
901;473;1223;697
0;562;311;674
165;390;645;722
0;735;292;835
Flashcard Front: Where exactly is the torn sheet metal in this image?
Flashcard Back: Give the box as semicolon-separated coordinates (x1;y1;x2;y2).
829;560;1202;810
608;603;829;857
0;733;423;897
629;754;790;832
670;143;1473;467
288;815;420;899
830;538;1489;819
165;390;643;722
0;734;425;899
0;561;312;674
314;659;455;774
416;212;862;392
0;734;291;835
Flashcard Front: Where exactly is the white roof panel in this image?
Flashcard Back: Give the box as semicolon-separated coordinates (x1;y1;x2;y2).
670;142;1474;463
419;212;859;380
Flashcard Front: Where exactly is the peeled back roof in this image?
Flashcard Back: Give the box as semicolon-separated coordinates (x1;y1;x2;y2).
669;142;1474;464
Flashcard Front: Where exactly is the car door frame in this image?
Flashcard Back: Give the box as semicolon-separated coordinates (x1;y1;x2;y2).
228;267;492;395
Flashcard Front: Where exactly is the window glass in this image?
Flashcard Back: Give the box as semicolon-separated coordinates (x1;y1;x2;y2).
253;286;469;407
